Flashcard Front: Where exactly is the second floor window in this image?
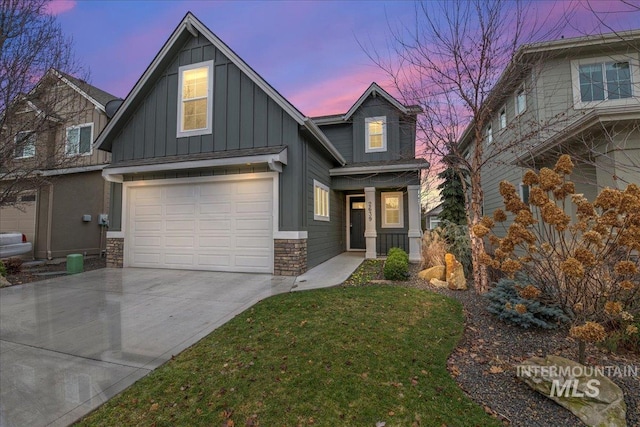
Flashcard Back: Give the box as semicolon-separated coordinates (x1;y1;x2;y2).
515;88;526;115
365;116;387;153
66;124;93;156
486;124;493;144
15;131;35;159
499;108;507;130
579;61;632;102
177;60;214;137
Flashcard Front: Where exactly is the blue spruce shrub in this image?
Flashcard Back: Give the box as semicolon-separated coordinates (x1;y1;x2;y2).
485;274;569;329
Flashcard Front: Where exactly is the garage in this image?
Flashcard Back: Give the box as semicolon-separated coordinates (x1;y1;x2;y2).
0;195;36;252
127;177;273;273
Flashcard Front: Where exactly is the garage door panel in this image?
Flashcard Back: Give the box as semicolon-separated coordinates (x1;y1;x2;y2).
235;255;270;268
237;218;271;231
236;200;270;213
198;236;231;248
165;220;195;231
236;236;271;249
134;204;163;216
199;219;231;230
133;252;162;264
165;204;195;215
133;236;163;247
197;254;231;267
164;253;195;266
164;236;195;247
134;220;162;231
199;202;231;214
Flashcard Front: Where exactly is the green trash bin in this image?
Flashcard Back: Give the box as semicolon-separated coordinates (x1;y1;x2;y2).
67;254;84;275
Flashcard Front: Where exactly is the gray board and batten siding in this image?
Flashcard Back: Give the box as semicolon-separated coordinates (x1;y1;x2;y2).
104;31;320;233
317;95;417;164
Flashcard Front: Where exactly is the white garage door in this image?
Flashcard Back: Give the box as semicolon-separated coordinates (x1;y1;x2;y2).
128;178;273;273
0;197;37;249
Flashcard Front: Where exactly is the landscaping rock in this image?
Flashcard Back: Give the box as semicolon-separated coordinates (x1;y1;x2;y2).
430;278;449;288
518;355;627;427
418;265;446;281
445;253;467;290
0;275;10;288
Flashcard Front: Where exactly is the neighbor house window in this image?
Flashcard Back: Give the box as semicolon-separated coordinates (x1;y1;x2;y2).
15;131;35;159
177;60;214;137
486;124;493;144
365;116;387;153
499;108;507;130
519;183;530;205
314;180;330;221
66;123;93;156
515;87;526;115
579;62;632;102
382;192;404;228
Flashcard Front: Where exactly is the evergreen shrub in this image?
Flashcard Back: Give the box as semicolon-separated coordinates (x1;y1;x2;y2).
384;247;409;281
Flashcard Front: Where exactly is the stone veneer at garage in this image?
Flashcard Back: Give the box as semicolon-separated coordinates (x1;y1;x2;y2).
274;239;307;276
106;237;124;268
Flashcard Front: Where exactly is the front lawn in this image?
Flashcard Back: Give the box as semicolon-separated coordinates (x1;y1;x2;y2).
77;286;499;427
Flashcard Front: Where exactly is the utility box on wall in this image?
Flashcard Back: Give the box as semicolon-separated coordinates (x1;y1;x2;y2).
82;215;92;222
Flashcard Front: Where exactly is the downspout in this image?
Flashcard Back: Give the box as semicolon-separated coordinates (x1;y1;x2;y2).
46;182;54;260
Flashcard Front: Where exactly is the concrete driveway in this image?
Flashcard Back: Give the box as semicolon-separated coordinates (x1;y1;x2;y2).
0;268;295;427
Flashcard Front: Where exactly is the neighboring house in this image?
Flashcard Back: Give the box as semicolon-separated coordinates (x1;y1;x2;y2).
423;203;443;230
459;30;640;227
95;12;427;275
0;69;118;258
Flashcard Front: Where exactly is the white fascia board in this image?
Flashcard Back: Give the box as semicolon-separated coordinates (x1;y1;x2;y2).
52;69;106;112
344;83;408;120
273;231;308;239
41;164;107;176
303;118;347;166
103;150;287;179
330;163;428;176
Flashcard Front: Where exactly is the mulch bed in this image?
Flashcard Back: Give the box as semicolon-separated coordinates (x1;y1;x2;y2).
5;256;107;286
403;265;640;427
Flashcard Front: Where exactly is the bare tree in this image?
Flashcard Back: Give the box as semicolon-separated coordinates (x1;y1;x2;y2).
364;0;574;293
0;0;83;207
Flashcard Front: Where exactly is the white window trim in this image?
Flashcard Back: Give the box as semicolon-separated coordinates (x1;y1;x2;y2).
429;217;442;230
177;60;214;138
313;179;330;222
486;124;493;144
570;53;640;110
515;86;526;116
65;122;94;157
365;116;387;153
381;191;404;228
499;107;507;131
14;131;35;159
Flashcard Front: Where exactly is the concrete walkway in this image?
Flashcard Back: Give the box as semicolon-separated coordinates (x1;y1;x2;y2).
0;253;362;426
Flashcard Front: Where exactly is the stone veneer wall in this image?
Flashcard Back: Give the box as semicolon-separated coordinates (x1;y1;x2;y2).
274;239;307;276
106;237;124;268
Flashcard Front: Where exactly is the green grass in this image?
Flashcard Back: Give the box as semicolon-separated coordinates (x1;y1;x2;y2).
77;286;499;427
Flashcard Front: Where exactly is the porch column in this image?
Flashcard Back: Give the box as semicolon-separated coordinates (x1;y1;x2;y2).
407;185;422;263
364;186;377;259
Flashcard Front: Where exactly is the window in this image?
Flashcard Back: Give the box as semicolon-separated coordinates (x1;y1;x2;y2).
381;192;404;228
499;108;507;130
519;183;530;205
486;124;493;144
314;180;330;221
66;124;93;156
177;60;214;137
365;116;387;153
515;87;526;115
579;62;631;102
429;218;442;230
15;131;35;159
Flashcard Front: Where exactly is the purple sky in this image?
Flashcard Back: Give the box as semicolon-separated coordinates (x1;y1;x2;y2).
51;0;640;117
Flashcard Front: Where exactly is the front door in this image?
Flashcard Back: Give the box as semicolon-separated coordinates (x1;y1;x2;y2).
349;196;366;250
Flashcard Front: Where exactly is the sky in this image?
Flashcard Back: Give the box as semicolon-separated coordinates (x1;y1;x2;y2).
50;0;640;118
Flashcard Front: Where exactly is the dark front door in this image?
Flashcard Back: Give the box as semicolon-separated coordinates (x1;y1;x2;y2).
350;197;366;250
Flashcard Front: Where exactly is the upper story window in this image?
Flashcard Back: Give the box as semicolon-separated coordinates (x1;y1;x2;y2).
177;60;214;138
519;183;530;205
313;180;330;221
15;131;35;159
486;124;493;144
381;192;404;228
515;87;526;116
571;54;639;109
365;116;387;153
66;123;93;156
499;108;507;130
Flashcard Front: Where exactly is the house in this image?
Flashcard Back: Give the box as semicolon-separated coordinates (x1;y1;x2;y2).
459;30;640;226
423;203;443;230
0;69;119;259
95;12;427;275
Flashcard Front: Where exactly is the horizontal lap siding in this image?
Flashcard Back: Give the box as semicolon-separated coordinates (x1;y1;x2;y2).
306;140;344;268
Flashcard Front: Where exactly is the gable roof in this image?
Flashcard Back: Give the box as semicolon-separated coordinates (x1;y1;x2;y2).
94;12;345;165
54;70;119;110
312;82;422;125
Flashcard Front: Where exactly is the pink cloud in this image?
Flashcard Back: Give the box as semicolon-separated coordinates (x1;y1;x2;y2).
44;0;76;15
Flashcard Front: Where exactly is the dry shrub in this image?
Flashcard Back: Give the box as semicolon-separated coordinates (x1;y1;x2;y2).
421;229;446;269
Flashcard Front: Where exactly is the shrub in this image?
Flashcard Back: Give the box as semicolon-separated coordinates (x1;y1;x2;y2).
421;229;446;269
0;260;6;277
485;275;569;329
384;247;409;281
3;258;23;275
477;155;640;361
439;220;472;277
